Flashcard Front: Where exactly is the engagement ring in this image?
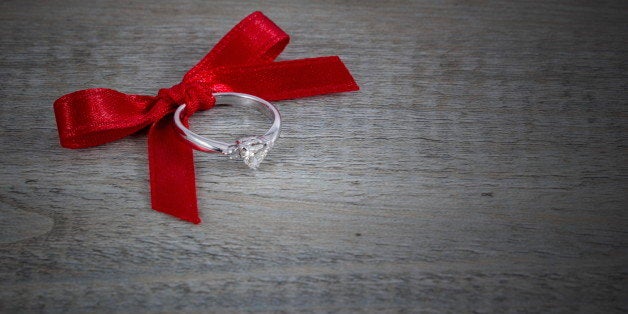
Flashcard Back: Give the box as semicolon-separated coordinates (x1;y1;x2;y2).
173;92;281;169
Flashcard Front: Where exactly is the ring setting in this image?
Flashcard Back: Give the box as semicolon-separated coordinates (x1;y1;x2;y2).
226;136;272;169
173;92;281;169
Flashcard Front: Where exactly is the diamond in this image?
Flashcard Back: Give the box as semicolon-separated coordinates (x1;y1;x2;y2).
227;136;271;169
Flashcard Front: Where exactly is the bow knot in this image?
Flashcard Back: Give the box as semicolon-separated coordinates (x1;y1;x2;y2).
157;81;221;116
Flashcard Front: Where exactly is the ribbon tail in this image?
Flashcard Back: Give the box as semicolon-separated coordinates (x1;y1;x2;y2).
209;56;359;101
148;115;201;224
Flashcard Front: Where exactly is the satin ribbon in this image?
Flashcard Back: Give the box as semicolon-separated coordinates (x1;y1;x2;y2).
53;11;359;224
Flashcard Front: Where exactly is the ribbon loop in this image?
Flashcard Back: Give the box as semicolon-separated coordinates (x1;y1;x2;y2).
184;11;289;82
54;11;359;224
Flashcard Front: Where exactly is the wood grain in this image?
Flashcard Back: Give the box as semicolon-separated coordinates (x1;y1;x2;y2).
1;0;627;312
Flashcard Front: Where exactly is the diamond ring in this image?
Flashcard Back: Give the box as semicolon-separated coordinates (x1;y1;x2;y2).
173;92;281;169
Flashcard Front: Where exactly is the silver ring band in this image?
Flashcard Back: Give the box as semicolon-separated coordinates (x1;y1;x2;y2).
173;92;281;169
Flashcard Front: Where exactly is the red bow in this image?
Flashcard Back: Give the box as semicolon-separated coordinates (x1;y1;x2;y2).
53;11;359;224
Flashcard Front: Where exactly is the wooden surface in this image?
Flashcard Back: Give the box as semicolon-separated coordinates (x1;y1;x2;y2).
1;0;627;312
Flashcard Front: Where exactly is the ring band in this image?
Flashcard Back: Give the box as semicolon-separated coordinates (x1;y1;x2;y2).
173;92;281;169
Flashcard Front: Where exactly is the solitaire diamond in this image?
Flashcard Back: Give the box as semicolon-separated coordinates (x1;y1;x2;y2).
228;136;272;169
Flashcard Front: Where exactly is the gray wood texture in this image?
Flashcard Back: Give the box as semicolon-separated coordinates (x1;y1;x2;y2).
1;0;627;312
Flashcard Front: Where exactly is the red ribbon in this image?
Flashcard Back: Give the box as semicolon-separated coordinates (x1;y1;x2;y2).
53;11;359;224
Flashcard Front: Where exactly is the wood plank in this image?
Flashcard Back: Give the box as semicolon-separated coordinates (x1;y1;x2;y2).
1;0;626;312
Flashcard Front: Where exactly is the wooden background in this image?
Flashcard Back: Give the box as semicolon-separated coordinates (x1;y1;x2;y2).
1;0;626;312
